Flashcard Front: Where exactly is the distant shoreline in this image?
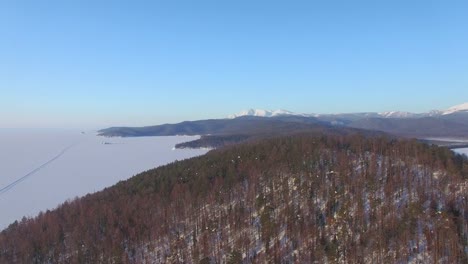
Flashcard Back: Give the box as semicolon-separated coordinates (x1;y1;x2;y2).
419;137;468;150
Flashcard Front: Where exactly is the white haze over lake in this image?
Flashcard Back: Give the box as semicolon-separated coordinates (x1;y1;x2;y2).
0;129;207;230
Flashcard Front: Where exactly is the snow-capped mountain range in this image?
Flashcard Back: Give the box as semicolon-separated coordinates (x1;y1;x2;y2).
100;102;468;140
229;103;468;119
228;109;310;119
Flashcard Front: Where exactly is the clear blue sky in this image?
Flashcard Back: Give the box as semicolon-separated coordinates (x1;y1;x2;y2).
1;0;467;129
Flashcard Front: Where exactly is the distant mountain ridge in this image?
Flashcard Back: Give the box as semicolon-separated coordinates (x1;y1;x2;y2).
229;102;468;119
228;109;308;118
99;116;385;149
99;103;468;147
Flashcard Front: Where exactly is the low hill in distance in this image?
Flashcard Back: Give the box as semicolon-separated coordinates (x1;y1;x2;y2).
99;116;383;149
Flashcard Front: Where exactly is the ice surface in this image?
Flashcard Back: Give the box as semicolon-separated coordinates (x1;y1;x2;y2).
0;129;207;229
453;148;468;156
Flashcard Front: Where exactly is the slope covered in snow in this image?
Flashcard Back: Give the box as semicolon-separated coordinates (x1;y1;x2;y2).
378;111;420;118
442;102;468;115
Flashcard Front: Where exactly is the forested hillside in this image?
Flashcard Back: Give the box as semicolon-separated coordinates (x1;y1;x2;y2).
1;134;467;263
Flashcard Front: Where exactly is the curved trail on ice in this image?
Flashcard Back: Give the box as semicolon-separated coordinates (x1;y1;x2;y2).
0;143;76;196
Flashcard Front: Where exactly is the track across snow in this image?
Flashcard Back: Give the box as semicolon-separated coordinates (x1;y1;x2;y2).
0;132;208;230
0;144;75;196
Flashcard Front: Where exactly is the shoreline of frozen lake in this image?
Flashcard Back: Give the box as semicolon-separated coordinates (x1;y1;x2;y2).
0;129;208;230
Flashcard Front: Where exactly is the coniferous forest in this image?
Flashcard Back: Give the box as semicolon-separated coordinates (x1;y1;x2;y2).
1;134;467;263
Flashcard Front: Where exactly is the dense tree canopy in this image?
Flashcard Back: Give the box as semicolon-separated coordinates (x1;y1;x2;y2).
1;134;467;263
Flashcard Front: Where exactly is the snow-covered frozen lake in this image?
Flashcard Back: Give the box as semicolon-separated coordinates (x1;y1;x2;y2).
0;129;207;229
453;147;468;156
